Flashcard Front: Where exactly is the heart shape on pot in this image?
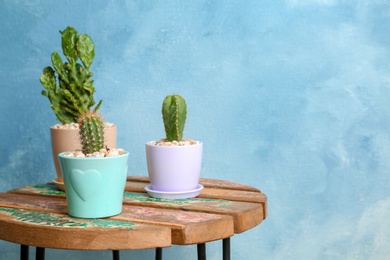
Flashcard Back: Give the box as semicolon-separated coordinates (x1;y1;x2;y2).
70;169;102;202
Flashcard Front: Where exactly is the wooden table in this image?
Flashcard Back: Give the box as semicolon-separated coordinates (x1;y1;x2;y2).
0;177;267;260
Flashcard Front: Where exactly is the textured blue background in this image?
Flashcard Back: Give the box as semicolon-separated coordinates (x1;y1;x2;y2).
1;1;390;259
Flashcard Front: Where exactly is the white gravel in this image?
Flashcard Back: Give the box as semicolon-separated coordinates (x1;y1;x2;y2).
63;148;125;158
148;138;200;146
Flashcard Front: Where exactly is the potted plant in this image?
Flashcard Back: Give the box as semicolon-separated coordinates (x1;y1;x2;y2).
58;111;129;218
39;26;116;190
145;94;203;199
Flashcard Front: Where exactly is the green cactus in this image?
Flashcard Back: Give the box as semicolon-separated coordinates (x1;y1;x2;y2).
40;26;102;124
78;111;105;154
162;94;187;142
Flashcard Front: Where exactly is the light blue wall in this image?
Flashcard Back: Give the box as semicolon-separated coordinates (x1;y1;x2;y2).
1;1;390;259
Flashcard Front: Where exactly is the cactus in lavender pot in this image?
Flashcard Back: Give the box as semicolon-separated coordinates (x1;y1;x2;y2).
77;111;105;154
145;94;202;196
162;94;187;142
40;26;102;124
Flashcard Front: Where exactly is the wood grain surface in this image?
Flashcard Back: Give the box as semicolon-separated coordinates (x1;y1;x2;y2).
2;178;267;250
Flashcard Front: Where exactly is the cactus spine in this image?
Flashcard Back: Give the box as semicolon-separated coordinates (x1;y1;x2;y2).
162;94;187;142
40;26;102;124
78;111;105;154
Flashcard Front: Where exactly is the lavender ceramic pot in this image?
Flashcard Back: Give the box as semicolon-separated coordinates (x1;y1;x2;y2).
145;142;203;192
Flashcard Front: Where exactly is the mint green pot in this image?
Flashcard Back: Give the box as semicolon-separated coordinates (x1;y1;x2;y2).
58;152;129;218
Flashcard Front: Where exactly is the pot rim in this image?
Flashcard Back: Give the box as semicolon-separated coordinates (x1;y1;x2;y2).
146;141;203;148
50;124;117;130
58;151;129;160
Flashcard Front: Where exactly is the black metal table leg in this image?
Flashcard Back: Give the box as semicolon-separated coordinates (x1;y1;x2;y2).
197;243;206;260
223;238;230;260
155;248;162;260
20;245;29;260
112;250;120;260
35;247;45;260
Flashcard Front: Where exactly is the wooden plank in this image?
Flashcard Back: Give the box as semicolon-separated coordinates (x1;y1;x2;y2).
9;184;265;233
0;193;234;245
200;188;266;203
127;176;261;192
0;207;171;250
125;181;265;203
200;178;261;192
121;192;264;233
118;205;233;245
124;179;268;221
199;188;268;218
8;183;66;197
125;181;147;193
0;192;68;213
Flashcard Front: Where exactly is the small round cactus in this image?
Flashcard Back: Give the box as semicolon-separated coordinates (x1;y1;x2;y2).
77;111;105;154
162;94;187;142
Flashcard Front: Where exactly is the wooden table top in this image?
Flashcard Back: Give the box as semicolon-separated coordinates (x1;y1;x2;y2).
0;176;267;251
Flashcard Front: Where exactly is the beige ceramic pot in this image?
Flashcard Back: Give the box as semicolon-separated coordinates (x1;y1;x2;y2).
50;124;117;190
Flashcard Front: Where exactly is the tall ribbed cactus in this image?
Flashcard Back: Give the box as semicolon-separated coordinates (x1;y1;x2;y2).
78;111;105;154
162;94;187;142
40;26;102;124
